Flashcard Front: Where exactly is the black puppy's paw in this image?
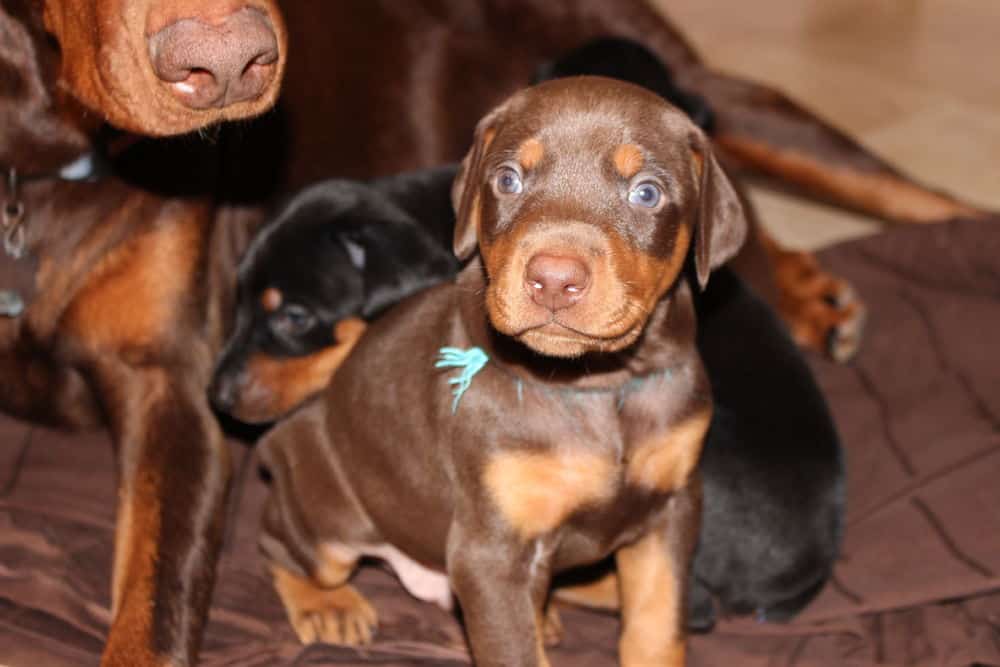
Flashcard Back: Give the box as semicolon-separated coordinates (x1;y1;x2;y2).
686;581;717;633
755;577;827;624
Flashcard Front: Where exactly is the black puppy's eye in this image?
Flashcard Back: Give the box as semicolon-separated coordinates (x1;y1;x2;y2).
271;303;315;336
627;181;663;209
494;166;523;195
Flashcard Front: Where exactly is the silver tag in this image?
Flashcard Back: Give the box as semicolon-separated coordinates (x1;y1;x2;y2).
0;289;23;317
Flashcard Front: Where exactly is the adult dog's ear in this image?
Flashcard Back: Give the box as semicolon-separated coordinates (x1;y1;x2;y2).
450;103;509;262
690;135;747;289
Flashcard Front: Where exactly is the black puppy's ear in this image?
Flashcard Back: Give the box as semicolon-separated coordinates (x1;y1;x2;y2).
690;134;747;289
451;102;510;262
327;224;367;270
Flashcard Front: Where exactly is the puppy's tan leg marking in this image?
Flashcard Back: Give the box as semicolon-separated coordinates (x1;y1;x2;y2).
483;452;616;540
616;530;686;667
628;409;711;493
270;546;377;647
553;570;621;611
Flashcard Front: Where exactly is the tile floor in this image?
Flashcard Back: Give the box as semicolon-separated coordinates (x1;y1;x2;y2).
651;0;999;249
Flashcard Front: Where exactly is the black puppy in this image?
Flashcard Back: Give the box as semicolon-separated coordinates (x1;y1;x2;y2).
209;167;458;423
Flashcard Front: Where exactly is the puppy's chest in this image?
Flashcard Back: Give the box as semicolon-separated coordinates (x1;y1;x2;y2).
477;380;710;545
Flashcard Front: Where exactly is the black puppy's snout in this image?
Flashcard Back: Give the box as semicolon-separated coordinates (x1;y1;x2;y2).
208;372;239;414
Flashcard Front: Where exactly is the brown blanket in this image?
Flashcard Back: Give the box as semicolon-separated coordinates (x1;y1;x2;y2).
2;219;998;666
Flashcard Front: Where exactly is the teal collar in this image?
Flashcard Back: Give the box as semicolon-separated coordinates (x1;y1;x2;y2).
435;347;490;413
435;345;677;414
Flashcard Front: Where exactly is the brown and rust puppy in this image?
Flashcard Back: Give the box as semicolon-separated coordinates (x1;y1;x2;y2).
258;76;746;666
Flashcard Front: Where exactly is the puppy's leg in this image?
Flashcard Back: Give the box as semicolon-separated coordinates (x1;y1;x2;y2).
547;569;617;647
258;412;379;647
616;479;701;667
269;550;377;646
540;602;564;647
447;523;553;667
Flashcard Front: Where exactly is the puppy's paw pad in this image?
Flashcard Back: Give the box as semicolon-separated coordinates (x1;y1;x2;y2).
288;585;378;646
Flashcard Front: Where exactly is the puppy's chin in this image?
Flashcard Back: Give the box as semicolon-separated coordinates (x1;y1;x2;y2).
517;323;643;358
222;381;290;425
227;402;286;425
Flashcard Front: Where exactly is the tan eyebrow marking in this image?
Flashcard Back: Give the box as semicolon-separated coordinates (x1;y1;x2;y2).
260;287;283;312
613;144;645;179
517;137;544;170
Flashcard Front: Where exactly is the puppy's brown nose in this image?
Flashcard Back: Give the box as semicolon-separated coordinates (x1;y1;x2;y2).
525;254;591;311
148;7;279;110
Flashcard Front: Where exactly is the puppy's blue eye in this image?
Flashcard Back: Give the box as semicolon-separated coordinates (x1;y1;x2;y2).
628;182;662;208
495;167;523;195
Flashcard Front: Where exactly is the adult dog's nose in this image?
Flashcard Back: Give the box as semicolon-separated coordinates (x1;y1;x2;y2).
148;7;279;110
525;254;591;311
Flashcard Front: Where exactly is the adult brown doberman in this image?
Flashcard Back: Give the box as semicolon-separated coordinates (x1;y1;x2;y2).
5;0;991;665
258;75;746;666
2;2;285;665
41;0;287;136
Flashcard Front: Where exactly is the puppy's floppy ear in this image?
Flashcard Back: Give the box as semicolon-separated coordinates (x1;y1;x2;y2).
690;135;747;289
451;103;508;261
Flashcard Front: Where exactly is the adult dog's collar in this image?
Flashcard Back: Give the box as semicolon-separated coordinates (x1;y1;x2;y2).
1;151;105;187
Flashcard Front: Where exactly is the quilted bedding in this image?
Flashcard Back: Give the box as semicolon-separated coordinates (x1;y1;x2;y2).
1;219;998;666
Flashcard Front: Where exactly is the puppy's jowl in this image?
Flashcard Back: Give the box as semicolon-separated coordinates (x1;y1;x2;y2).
258;77;747;666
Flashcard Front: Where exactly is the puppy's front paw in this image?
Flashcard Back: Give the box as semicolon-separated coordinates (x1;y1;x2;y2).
287;584;378;646
272;565;378;647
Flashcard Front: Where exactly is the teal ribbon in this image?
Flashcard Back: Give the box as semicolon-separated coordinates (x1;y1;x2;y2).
435;346;489;414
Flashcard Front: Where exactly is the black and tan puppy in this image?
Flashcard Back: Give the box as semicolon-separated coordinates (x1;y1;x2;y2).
209;167;458;423
255;76;745;666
